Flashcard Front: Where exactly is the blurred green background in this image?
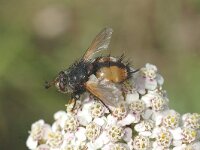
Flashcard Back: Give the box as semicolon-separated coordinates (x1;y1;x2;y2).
0;0;200;149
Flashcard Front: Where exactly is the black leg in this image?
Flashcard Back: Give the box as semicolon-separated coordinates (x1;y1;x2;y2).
71;93;80;111
98;99;112;113
72;98;76;110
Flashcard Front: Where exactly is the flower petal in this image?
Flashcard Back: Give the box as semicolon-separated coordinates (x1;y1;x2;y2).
118;113;137;126
123;127;132;142
26;136;38;150
75;127;86;142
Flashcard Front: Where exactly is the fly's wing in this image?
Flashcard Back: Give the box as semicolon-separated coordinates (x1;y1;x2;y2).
83;27;113;61
85;78;124;107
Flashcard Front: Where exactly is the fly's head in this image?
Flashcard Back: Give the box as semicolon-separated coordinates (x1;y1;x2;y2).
45;70;73;93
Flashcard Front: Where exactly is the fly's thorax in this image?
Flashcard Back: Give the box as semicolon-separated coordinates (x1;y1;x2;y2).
57;60;93;94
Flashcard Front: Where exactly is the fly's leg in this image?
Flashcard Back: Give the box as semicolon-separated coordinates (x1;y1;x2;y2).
99;99;112;113
66;98;76;112
66;94;79;112
72;98;77;111
90;95;112;113
71;93;80;111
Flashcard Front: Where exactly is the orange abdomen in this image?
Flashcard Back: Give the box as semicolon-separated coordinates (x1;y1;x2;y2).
96;66;128;83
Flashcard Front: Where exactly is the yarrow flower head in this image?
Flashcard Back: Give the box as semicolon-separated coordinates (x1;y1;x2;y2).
85;122;101;141
153;127;173;149
134;120;154;136
129;135;151;150
27;63;200;150
47;131;63;149
129;99;145;114
135;63;164;94
112;102;127;120
182;113;200;130
26;120;51;149
107;124;124;142
90;102;105;118
162;111;180;129
62;115;79;132
181;128;198;144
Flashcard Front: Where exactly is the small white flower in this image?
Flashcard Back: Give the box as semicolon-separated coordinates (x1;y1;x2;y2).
61;114;79;133
26;120;51;150
125;92;140;104
142;91;167;112
142;109;154;120
46;131;63;149
52;111;68;132
128;135;151;150
90;101;106;118
106;124;124;142
54;111;68;120
106;114;118;125
182;113;200;130
87;131;110;149
129;99;146;114
181;128;198;144
134;120;154;136
171;127;183;141
77;100;93;126
64;132;76;143
152;127;172;149
85;122;101;141
135;63;163;93
118;113;139;126
124;93;148;123
123;127;132;142
162;110;180;129
108;110;137;127
152;109;179;127
112;102;127;120
75;127;86;142
26;136;38;150
172;127;200;149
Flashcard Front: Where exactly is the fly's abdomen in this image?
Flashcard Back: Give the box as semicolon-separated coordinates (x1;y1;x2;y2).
94;57;130;83
96;66;128;83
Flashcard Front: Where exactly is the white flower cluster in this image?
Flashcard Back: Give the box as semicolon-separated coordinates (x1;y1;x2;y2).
27;63;200;150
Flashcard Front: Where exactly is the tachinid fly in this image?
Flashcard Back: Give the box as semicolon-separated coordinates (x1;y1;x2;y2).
45;27;138;109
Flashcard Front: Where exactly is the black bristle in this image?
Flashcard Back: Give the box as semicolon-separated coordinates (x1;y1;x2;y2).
118;53;125;62
130;68;140;74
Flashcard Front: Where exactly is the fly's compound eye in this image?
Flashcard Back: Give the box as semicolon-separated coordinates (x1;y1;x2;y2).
58;71;68;92
59;82;65;91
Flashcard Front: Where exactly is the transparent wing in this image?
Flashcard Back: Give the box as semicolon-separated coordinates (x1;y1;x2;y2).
83;27;113;60
85;79;123;107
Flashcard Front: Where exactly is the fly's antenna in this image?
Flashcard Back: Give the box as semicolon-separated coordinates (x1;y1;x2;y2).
44;78;58;89
44;81;53;89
